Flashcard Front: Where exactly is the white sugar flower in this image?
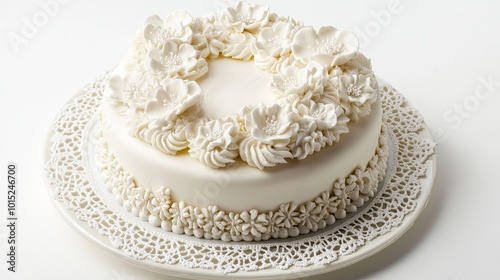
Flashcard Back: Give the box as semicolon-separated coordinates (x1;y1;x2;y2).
107;75;131;103
220;1;270;33
272;62;339;107
289;101;340;160
301;101;338;131
252;21;295;58
252;21;298;71
270;65;309;97
144;79;201;121
239;104;298;170
188;120;240;168
338;74;377;104
107;75;155;110
190;17;226;59
341;52;374;76
336;73;378;121
143;10;194;46
291;26;358;68
245;103;297;147
149;40;208;79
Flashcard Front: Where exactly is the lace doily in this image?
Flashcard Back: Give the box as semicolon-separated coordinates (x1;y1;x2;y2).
45;72;435;275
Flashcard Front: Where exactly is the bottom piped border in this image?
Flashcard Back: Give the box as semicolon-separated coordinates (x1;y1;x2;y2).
96;123;389;242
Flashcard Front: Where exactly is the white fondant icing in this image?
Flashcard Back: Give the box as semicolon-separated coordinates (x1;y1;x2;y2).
96;1;389;241
196;58;274;118
96;122;388;241
100;96;382;212
105;2;381;169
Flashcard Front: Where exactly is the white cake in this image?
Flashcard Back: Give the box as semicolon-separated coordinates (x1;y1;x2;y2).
97;2;389;242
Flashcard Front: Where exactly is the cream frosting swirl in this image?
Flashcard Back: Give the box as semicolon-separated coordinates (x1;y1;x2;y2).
239;137;292;170
188;119;240;168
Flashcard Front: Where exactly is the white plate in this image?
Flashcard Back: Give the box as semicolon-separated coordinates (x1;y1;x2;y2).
44;80;436;280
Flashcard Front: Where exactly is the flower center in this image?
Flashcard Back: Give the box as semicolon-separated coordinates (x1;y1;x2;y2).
161;94;180;111
313;39;343;55
124;82;149;106
311;110;326;119
156;27;174;43
208;128;223;141
347;84;363;97
262;115;279;135
238;14;252;23
163;52;183;70
266;36;282;54
282;76;302;90
124;86;138;100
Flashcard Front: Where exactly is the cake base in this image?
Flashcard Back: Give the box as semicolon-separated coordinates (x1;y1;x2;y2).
44;73;436;278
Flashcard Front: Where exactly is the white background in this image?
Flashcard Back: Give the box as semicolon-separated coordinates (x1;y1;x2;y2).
1;0;500;279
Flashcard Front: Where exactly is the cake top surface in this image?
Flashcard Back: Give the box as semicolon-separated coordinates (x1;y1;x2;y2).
106;1;379;170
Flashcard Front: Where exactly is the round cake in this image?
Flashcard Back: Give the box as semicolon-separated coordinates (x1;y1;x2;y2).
97;1;389;242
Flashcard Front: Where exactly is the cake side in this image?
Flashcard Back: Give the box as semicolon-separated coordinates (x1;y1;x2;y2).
100;94;383;212
96;120;388;241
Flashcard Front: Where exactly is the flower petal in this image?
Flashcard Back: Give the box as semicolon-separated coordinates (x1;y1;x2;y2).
251;128;272;144
149;57;163;72
316;26;339;41
311;53;334;67
251;4;269;20
177;44;196;58
144;14;162;27
291;44;312;63
162;40;179;55
294;27;317;46
165;78;187;96
164;10;192;28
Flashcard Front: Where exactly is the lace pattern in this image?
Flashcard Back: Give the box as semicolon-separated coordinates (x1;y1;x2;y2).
45;72;436;274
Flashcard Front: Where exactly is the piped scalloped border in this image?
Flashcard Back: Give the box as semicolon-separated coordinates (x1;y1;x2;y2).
96;124;388;242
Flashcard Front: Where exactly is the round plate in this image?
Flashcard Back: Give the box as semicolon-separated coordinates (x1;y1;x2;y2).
44;78;436;280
